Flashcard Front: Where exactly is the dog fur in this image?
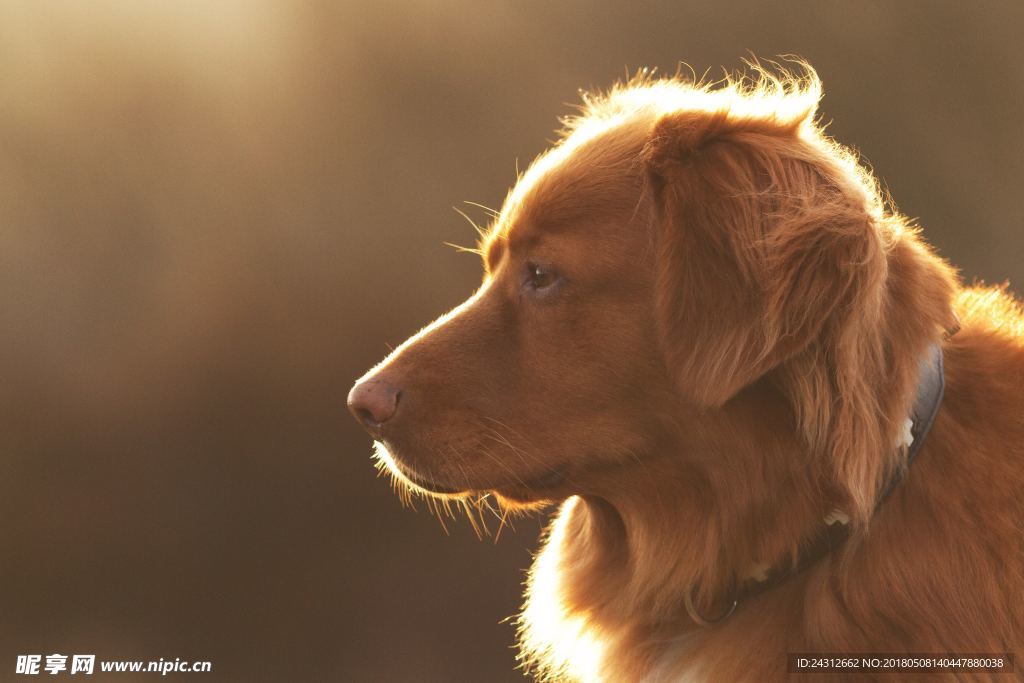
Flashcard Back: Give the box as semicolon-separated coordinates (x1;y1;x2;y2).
350;63;1024;682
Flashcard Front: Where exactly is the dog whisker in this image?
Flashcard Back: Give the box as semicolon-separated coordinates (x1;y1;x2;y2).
462;200;500;218
451;205;489;241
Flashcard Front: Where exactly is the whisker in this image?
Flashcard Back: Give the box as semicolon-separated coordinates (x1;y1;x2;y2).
443;241;484;256
479;427;548;470
480;415;532;444
452;205;488;241
447;444;490;538
476;442;531;491
494;504;517;543
462;200;500;218
430;497;450;535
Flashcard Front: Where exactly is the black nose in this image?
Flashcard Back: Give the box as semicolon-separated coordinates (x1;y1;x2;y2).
347;379;401;436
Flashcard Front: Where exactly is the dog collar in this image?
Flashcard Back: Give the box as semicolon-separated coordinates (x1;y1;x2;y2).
685;341;947;627
879;341;946;501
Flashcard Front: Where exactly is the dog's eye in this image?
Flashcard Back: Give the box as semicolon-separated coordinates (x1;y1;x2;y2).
526;263;558;290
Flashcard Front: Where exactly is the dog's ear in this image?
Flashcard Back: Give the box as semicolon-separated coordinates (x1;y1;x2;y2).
642;89;958;524
641;106;886;409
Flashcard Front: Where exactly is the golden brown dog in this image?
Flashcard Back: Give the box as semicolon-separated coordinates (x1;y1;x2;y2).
349;63;1024;682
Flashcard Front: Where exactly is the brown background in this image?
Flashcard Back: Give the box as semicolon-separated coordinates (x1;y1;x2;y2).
1;2;1021;681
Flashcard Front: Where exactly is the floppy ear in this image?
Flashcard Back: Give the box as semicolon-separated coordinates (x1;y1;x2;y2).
641;107;886;409
641;89;959;524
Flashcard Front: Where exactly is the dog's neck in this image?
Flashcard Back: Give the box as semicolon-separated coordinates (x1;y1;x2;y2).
520;390;829;681
554;337;945;616
685;341;947;624
570;378;836;623
521;342;949;681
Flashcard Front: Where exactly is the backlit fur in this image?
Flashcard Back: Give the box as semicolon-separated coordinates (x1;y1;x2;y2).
353;62;1024;682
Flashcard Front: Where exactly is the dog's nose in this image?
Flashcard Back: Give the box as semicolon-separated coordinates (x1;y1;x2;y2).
348;379;401;436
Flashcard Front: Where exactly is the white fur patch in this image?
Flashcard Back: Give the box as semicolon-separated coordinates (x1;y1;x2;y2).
823;509;850;526
900;416;914;449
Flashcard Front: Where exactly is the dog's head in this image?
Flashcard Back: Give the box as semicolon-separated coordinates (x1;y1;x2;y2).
349;65;956;519
349;114;670;505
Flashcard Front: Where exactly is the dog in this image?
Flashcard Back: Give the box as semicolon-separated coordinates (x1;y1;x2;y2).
349;63;1024;681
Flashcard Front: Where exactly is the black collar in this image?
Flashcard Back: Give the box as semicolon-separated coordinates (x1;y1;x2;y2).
878;341;945;502
685;342;947;626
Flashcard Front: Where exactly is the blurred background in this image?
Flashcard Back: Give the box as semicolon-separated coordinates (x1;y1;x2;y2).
0;1;1021;680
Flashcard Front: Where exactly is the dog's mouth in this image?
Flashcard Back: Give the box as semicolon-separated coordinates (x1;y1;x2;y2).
399;467;462;495
404;462;569;498
492;465;569;499
374;441;569;498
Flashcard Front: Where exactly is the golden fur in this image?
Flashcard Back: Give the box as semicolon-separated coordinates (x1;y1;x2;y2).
351;63;1024;681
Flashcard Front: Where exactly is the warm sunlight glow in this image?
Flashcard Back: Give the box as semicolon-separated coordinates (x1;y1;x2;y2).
371;440;464;502
493;59;827;243
371;441;515;539
519;497;606;682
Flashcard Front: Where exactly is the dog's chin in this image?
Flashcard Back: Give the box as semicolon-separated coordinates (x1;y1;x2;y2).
373;441;465;496
395;464;466;496
491;466;571;505
373;441;570;502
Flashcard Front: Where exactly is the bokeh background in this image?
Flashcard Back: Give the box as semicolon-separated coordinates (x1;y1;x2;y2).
1;2;1021;681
